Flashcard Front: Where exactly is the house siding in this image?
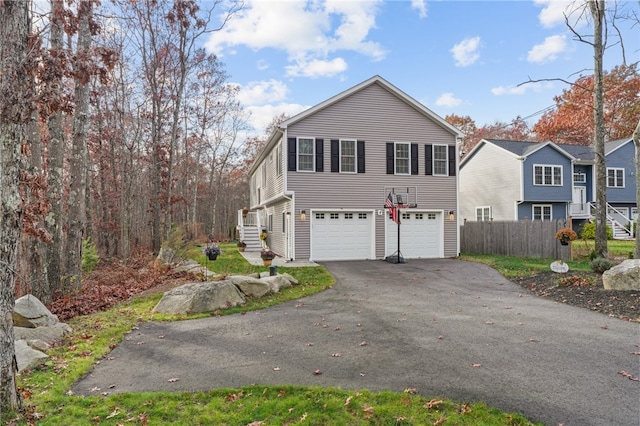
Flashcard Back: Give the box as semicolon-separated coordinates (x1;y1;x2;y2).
286;82;458;258
522;147;573;202
459;143;521;221
605;141;636;203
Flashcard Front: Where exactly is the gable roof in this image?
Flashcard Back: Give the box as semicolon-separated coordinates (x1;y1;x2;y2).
605;137;633;156
251;75;462;174
281;75;462;137
461;139;576;168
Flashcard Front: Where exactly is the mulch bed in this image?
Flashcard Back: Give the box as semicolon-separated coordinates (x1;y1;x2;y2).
511;271;640;322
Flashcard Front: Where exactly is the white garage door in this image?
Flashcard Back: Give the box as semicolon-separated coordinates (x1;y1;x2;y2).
385;211;442;258
311;211;374;261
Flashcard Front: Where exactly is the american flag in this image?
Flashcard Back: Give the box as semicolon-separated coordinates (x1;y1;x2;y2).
386;193;400;224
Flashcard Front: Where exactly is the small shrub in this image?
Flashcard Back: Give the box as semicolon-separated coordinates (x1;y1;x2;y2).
590;257;615;274
81;238;99;274
579;221;613;239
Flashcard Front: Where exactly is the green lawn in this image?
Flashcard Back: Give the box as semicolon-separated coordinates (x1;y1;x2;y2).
9;243;543;425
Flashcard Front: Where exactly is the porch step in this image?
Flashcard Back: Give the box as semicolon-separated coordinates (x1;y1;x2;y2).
241;227;262;252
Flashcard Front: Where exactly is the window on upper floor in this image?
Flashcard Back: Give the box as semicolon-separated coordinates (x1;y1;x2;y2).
433;145;448;175
386;142;417;175
607;168;624;187
276;143;282;176
532;204;552;221
297;138;314;172
534;165;562;186
573;172;586;183
395;142;410;174
340;139;356;173
476;206;491;221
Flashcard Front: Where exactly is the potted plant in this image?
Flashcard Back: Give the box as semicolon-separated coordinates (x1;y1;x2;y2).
555;227;578;246
237;240;247;252
260;230;268;241
202;243;222;260
260;248;276;266
242;207;248;218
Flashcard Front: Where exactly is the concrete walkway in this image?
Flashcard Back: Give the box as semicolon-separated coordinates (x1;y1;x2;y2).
72;259;640;426
239;250;318;267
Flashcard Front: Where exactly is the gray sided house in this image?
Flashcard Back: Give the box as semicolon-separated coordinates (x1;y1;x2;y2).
238;75;462;262
459;138;636;239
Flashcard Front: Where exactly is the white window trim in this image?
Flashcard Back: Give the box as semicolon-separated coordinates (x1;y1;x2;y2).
533;164;563;186
476;206;491;221
573;172;586;183
433;144;448;176
297;137;315;172
339;139;357;174
276;143;282;177
532;204;552;221
606;167;625;188
394;141;411;175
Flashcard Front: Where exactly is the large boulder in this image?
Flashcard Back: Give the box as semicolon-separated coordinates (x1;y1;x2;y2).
15;340;50;373
260;275;293;293
602;259;640;290
228;275;271;298
153;280;246;314
13;295;59;328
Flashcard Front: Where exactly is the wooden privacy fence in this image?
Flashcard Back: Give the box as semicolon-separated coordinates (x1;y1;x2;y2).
460;219;571;259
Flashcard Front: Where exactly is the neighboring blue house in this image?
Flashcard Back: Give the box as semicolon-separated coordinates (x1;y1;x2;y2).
459;138;636;239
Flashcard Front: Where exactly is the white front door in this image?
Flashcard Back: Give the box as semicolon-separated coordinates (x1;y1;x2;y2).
571;187;587;215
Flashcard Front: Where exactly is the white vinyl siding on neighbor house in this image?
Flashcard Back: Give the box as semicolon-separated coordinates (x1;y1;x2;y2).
395;142;410;175
433;145;448;175
459;142;521;221
534;164;562;186
476;206;491;221
340;139;356;173
297;137;314;172
532;204;552;221
607;168;624;187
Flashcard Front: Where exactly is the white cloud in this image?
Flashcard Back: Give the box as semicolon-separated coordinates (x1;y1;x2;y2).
435;92;462;108
237;80;289;106
246;103;310;134
286;57;348;78
534;0;572;28
450;36;481;67
206;0;385;78
411;0;427;19
491;82;552;96
527;34;567;63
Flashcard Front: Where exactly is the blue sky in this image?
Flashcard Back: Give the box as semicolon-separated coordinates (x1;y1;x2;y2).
204;0;639;137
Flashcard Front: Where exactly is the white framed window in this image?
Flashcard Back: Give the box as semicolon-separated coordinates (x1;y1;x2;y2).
573;173;586;183
631;207;638;220
607;168;624;187
427;213;436;220
276;143;282;176
340;139;356;173
395;142;410;175
297;137;314;172
402;213;410;220
358;213;367;219
315;213;325;219
476;206;491;221
345;213;353;219
532;204;552;221
330;213;339;219
415;213;424;219
268;214;273;232
534;165;562;186
433;145;448;176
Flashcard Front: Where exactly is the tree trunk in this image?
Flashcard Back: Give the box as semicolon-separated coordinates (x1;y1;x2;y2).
46;0;65;297
65;2;93;291
633;118;640;259
590;0;608;259
0;0;31;415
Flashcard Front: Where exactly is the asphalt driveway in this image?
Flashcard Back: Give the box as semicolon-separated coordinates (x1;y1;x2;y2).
72;259;640;425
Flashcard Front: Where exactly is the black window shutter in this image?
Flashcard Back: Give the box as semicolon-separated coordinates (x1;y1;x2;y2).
287;137;297;171
448;145;456;176
331;139;339;172
315;138;324;172
411;143;418;175
425;144;433;175
386;143;394;174
357;140;365;173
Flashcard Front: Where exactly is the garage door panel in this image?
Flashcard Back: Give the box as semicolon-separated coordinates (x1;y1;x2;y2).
386;211;441;258
311;212;372;261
